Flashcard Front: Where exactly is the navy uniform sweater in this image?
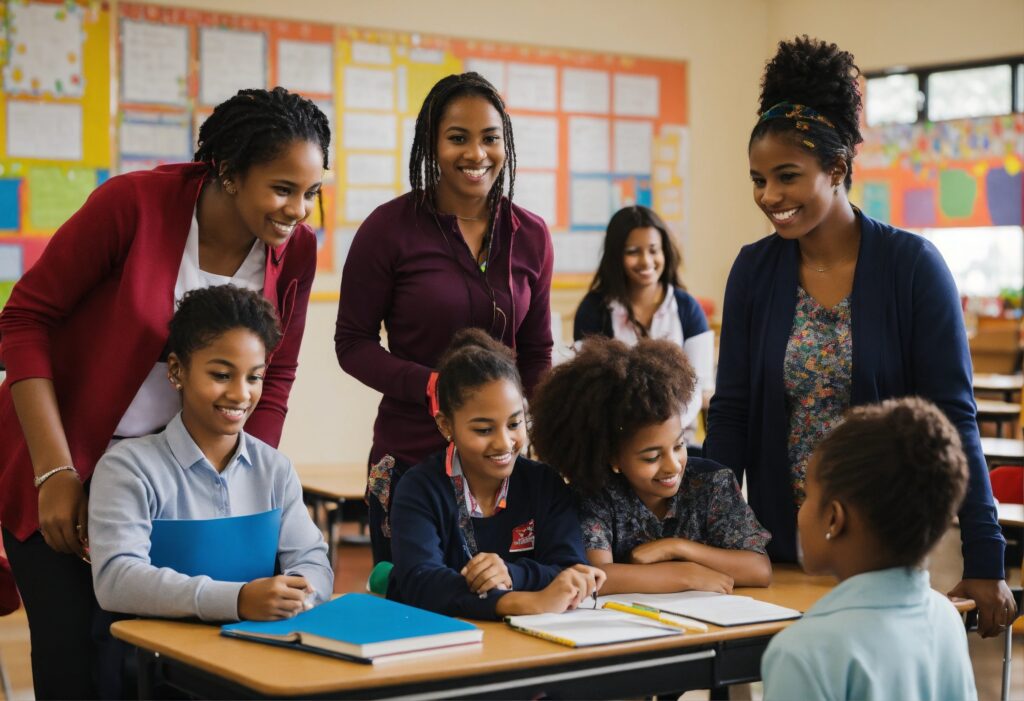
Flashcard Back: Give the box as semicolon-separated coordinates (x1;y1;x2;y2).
387;451;586;620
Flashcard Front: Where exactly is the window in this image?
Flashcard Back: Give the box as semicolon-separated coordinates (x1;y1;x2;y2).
866;74;920;126
927;65;1013;121
865;56;1023;125
915;226;1023;298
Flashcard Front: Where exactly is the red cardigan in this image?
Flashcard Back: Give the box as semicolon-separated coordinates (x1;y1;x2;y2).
0;163;316;540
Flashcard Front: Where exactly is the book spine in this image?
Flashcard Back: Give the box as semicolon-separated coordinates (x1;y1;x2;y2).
507;625;578;648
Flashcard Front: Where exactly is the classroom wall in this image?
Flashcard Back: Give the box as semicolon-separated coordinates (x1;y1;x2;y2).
141;0;1024;464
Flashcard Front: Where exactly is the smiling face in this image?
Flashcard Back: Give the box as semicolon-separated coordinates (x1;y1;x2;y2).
622;226;665;292
748;133;845;240
433;95;506;213
229;139;324;248
612;415;686;518
169;328;267;462
438;378;526;493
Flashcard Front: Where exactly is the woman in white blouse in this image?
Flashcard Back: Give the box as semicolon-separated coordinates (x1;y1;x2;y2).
573;205;714;443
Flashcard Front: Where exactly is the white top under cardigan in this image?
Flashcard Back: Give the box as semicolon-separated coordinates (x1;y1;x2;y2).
114;210;265;437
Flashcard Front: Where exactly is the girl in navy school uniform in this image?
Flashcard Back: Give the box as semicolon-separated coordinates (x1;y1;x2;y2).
762;398;979;700
573;205;713;444
387;328;605;620
530;336;771;595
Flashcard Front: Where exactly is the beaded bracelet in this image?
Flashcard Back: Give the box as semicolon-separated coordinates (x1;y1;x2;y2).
33;465;79;488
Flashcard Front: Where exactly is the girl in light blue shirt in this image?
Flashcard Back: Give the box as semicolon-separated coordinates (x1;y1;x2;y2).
761;397;980;700
89;285;332;623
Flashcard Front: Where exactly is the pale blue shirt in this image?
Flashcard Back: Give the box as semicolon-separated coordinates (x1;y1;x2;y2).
762;567;976;701
89;413;332;622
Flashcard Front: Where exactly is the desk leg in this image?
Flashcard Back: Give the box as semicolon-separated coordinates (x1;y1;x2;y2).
136;649;157;700
1002;624;1013;701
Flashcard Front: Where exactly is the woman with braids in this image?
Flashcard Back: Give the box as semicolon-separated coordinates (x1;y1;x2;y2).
705;36;1015;637
0;86;328;698
573;205;713;444
335;72;553;564
531;336;770;595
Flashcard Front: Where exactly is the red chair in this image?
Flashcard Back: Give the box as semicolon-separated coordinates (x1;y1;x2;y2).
990;465;1024;504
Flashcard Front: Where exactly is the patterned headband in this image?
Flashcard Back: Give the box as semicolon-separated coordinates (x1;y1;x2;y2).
757;101;836;150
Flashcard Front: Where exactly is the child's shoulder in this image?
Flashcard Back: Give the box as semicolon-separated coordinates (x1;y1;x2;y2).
97;432;168;474
683;457;739;489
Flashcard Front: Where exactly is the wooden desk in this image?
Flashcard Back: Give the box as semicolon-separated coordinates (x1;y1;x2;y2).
999;502;1024;529
983;437;1024;466
294;463;367;558
976;399;1021;437
109;567;972;700
975;373;1024;403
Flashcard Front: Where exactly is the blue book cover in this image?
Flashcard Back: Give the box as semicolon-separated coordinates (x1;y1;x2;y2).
221;593;482;662
150;509;280;583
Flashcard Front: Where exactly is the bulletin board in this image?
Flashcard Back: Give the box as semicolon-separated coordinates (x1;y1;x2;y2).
332;28;689;274
0;0;690;313
853;115;1024;228
0;0;111;311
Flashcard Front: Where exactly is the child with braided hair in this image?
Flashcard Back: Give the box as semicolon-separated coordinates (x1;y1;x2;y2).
0;86;328;698
705;35;1014;638
530;336;771;595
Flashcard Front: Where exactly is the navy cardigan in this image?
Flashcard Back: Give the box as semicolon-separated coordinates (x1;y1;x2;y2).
387;451;587;620
706;213;1004;579
573;286;709;342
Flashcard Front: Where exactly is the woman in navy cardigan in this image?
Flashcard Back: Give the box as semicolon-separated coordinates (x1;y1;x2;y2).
706;36;1013;637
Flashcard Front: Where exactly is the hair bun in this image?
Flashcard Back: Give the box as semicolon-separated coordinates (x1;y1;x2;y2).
760;35;862;149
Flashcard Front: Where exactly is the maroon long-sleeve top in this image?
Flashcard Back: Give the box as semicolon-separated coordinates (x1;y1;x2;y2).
335;192;553;465
0;163;316;540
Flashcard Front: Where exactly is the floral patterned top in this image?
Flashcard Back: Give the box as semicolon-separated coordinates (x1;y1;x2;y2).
578;458;770;562
783;287;853;506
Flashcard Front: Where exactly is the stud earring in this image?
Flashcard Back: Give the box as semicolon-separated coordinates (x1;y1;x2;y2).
611;466;620;474
824;531;832;540
222;179;237;195
445;435;452;443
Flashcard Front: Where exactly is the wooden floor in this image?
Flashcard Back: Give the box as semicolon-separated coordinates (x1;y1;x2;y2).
0;524;1020;700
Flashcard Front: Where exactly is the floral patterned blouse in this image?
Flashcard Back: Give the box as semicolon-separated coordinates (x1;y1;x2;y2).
783;287;853;506
578;458;770;562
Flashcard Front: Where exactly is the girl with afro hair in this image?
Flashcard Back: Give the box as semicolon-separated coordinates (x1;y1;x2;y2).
531;336;771;595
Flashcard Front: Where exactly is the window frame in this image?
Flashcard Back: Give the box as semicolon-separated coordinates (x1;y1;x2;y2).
865;54;1024;126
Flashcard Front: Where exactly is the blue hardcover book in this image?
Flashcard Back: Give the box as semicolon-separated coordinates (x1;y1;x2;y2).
221;593;482;663
150;509;280;583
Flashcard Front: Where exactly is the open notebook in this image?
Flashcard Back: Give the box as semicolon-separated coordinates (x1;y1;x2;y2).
505;609;683;647
598;590;802;627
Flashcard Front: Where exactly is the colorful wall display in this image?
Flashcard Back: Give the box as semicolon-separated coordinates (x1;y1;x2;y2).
854;114;1024;228
0;1;689;310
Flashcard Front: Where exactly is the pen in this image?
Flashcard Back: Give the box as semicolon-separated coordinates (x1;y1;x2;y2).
459;535;487;599
602;601;708;632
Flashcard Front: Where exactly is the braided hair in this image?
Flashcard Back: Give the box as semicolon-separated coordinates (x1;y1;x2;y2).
750;36;862;189
194;86;331;179
409;72;516;222
530;336;696;495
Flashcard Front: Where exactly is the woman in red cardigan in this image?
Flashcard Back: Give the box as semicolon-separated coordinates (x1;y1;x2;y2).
0;87;328;699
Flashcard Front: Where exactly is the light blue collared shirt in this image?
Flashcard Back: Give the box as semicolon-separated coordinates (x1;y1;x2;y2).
762;567;977;701
89;413;332;622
